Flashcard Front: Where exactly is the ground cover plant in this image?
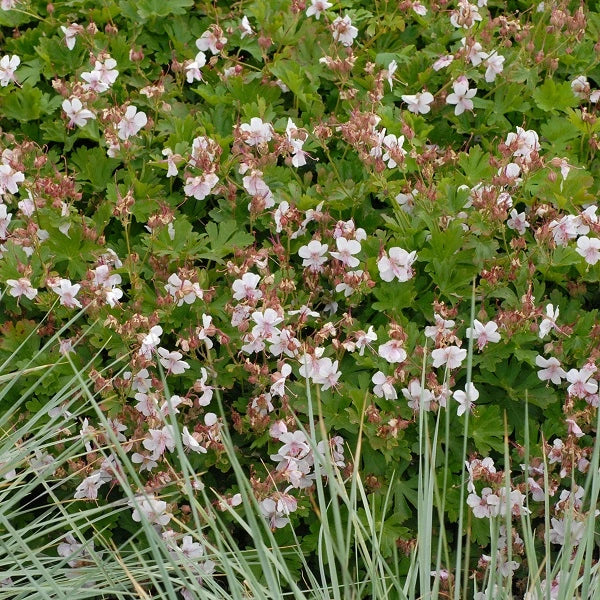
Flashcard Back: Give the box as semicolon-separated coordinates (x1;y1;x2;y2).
1;0;600;597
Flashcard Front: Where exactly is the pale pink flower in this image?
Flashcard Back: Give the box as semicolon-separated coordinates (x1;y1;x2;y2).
372;371;397;400
232;272;262;301
382;134;406;168
355;326;378;355
131;453;157;472
539;303;559;339
566;419;584;438
143;425;176;458
453;382;479;416
507;209;530;234
378;339;407;363
571;75;590;99
0;164;24;195
298;239;329;272
446;76;477;115
535;356;567;385
331;15;358;47
467;487;500;518
130;496;172;526
62;97;95;128
161;148;179;177
402;379;433;411
60;23;82;51
74;472;103;500
306;0;332;19
117;106;147;140
465;320;501;351
576;236;600;265
505;127;540;160
251;308;283;340
386;59;397;90
157;348;190;375
432;55;454;70
139;325;162;358
0;55;19;86
566;365;598;399
431;346;467;370
377;247;417;282
330;237;361;267
196;27;227;54
50;278;81;308
424;314;455;339
185;51;206;83
6;277;37;300
182;426;207;454
483;52;505;82
183;173;219;200
402;91;434;115
239;117;273;146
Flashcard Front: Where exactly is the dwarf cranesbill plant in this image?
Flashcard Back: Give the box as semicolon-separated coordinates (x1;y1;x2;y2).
1;0;600;597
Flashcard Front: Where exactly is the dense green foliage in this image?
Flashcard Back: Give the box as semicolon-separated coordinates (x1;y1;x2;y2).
1;0;600;597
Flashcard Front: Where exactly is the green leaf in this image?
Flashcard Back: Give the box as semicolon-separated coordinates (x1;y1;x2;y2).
70;147;119;192
533;79;579;113
471;405;508;454
197;221;255;263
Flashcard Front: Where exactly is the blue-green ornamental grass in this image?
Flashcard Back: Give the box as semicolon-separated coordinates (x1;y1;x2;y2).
0;0;600;597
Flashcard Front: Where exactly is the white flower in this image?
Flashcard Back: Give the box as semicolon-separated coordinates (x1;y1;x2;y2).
453;382;479;416
157;348;190;375
566;366;598;399
182;427;207;454
433;55;454;71
6;277;37;300
185;51;207;83
402;91;434;114
505;127;540;160
161;148;179;177
465;320;501;351
74;472;103;500
298;239;329;272
571;75;589;99
372;371;397;400
576;236;600;265
331;15;358;47
62;97;96;128
412;1;427;15
130;495;172;526
0;55;19;86
252;308;283;340
446;76;477;115
81;57;118;92
117;106;147;140
507;209;529;234
330;237;361;267
306;0;332;19
239;117;273;146
431;346;467;370
355;326;377;355
140;325;162;358
143;425;176;458
387;59;397;90
467;487;500;518
232;272;262;301
184;173;219;201
50;278;81;308
377;247;417;282
483;52;505;82
402;379;433;411
535;356;567;385
60;23;81;51
240;15;254;38
196;27;227;54
382;134;406;168
378;339;407;363
539;303;559;339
